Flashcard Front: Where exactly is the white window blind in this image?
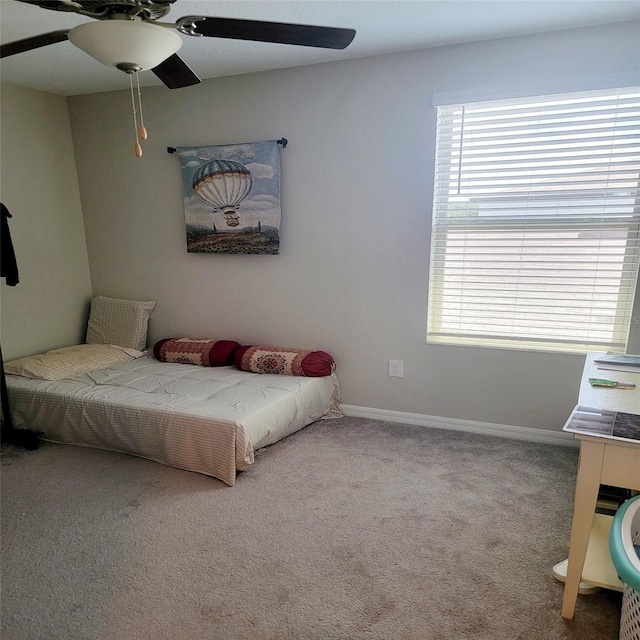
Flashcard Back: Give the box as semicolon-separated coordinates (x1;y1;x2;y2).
427;87;640;352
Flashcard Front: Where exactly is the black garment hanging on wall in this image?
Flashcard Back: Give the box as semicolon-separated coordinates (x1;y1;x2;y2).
1;203;19;286
1;203;39;449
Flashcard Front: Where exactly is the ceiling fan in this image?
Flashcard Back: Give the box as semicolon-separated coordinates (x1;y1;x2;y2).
0;0;357;89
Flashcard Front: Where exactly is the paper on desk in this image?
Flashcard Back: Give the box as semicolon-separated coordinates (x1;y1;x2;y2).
594;354;640;367
563;405;640;443
596;364;640;375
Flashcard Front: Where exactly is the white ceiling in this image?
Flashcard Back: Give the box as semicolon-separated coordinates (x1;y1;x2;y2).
1;0;638;96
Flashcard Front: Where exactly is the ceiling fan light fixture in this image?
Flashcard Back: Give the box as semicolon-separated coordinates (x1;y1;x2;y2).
68;20;183;71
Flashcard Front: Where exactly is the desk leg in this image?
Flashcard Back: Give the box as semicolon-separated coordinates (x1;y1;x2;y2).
561;441;605;619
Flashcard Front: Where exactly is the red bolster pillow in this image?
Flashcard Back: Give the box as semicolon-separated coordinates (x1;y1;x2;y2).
234;345;335;376
153;338;239;367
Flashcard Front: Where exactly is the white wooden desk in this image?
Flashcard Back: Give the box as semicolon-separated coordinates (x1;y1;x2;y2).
560;353;640;619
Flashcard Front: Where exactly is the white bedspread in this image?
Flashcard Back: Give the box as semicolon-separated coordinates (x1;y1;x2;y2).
6;354;342;485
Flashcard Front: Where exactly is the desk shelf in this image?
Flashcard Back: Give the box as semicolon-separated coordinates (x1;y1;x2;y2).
582;514;623;590
554;514;623;592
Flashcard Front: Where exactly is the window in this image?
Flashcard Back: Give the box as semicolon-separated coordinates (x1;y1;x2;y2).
427;87;640;353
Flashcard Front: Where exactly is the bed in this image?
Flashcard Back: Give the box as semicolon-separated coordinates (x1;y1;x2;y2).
5;352;341;486
5;296;341;484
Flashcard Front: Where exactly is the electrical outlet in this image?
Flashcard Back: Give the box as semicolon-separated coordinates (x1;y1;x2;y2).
389;360;404;377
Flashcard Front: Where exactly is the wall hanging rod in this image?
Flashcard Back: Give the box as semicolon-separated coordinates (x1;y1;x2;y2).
167;138;287;154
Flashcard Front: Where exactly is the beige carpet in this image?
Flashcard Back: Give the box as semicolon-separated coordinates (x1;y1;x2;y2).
1;417;621;639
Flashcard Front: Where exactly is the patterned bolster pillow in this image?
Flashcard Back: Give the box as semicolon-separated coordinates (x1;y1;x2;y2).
234;345;335;377
153;338;240;367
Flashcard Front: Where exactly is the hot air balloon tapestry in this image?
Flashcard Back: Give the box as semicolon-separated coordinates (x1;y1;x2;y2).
176;140;281;254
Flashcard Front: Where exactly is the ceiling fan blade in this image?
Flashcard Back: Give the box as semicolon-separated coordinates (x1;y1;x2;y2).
152;53;201;89
176;16;356;50
13;0;83;11
0;30;69;59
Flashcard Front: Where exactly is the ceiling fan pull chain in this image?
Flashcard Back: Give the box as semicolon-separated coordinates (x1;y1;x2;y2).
129;72;142;157
135;71;148;141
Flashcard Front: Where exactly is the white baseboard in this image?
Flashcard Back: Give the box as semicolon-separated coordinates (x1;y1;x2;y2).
340;404;578;447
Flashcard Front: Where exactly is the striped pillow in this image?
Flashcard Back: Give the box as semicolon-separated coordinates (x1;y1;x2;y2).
5;344;142;381
86;296;156;351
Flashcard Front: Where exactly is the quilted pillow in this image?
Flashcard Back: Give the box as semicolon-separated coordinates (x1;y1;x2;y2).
5;344;143;381
153;337;240;367
86;296;156;351
234;345;335;376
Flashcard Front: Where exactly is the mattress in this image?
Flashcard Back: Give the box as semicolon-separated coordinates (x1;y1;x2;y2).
6;354;342;485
